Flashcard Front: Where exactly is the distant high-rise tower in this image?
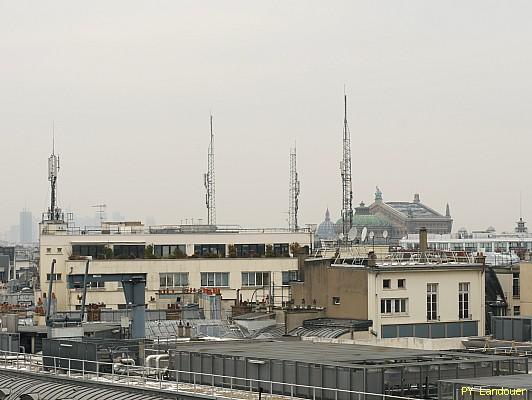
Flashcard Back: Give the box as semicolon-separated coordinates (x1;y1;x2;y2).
19;209;33;243
340;93;353;239
204;114;216;225
47;125;62;221
288;146;300;231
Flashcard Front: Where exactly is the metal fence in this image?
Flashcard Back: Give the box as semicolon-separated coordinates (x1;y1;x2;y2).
0;349;421;400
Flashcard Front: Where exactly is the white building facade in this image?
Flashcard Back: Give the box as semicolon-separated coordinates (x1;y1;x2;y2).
39;221;312;313
367;264;485;339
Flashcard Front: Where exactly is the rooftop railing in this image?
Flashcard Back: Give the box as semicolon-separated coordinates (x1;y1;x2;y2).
328;249;484;267
41;224;312;236
0;349;423;400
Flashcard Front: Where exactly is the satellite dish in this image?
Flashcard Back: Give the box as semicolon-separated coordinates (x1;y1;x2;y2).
383;230;389;239
369;231;375;240
348;227;358;241
361;227;368;242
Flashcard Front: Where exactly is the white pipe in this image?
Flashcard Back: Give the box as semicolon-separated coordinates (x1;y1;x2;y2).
119;357;135;366
154;354;168;370
145;355;158;369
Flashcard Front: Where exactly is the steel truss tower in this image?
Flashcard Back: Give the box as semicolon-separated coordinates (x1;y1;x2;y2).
204;114;216;225
288;146;300;231
340;93;353;239
48;125;61;221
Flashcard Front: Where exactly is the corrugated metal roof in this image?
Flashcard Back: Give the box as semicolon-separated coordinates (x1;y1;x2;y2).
290;326;350;338
169;339;518;369
0;372;165;400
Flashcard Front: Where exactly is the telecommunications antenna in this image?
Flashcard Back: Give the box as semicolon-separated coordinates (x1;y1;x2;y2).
338;233;345;241
383;230;389;239
361;227;368;242
369;231;375;240
348;227;358;241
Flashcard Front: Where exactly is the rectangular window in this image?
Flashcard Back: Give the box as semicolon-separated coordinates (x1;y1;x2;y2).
235;244;266;257
381;299;392;314
87;281;105;289
72;280;105;289
113;245;145;259
383;279;391;289
381;298;408;314
159;272;189;288
46;273;62;281
241;272;270;286
427;283;438;321
200;272;229;287
282;270;299;285
273;243;289;257
72;244;106;259
154;245;186;258
398;279;406;288
514;306;521;316
332;297;341;305
194;244;226;257
513;273;520;298
459;282;470;319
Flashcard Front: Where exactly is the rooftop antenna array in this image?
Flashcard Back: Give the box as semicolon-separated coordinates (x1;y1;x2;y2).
204;113;216;225
288;145;301;231
340;90;353;241
47;121;61;221
92;204;107;225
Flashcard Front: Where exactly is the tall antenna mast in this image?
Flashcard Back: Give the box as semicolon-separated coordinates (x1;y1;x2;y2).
340;91;353;240
288;145;300;231
204;114;216;225
48;121;61;221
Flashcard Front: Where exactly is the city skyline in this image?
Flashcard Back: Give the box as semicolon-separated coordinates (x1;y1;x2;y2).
1;1;531;234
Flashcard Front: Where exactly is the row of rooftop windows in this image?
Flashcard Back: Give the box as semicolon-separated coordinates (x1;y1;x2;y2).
68;243;302;260
57;270;300;288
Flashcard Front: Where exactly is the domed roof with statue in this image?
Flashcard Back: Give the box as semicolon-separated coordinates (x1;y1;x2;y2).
316;208;337;240
336;201;392;231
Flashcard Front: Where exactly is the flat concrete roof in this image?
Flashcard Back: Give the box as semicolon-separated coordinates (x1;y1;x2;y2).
171;339;515;369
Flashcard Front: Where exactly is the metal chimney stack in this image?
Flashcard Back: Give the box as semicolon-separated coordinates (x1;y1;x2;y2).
419;227;428;262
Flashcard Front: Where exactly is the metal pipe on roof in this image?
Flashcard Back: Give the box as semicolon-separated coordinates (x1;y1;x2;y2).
45;259;56;327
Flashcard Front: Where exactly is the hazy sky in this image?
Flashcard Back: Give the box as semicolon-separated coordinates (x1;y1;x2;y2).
1;1;531;233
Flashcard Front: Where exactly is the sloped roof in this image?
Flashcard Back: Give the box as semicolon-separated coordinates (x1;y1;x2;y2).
290;326;350;338
385;202;446;219
0;371;162;400
289;318;373;338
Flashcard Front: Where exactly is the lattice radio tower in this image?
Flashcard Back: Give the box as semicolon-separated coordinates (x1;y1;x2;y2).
204;114;216;225
48;122;61;221
288;146;300;231
340;92;353;239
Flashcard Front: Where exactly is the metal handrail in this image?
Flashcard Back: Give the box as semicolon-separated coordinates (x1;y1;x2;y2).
42;225;312;236
0;349;420;400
